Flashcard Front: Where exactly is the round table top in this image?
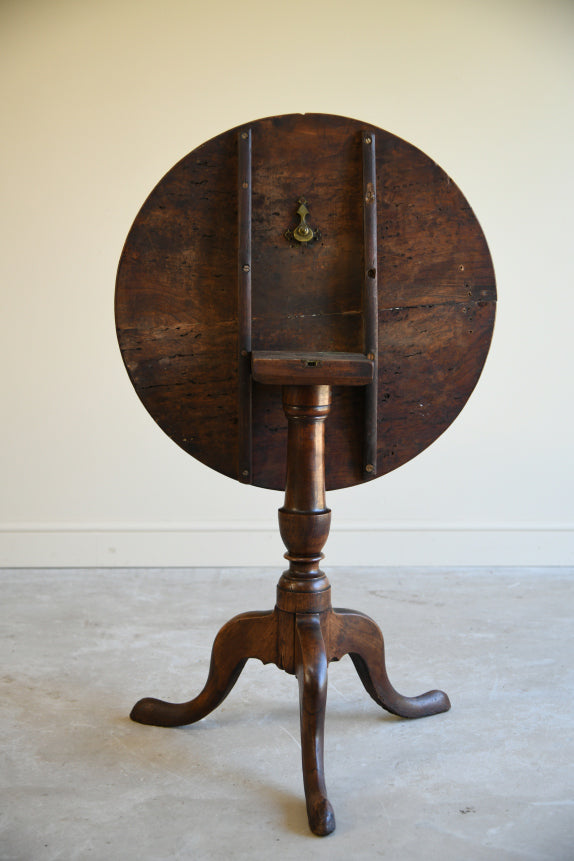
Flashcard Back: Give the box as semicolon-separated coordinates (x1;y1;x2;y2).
115;113;496;491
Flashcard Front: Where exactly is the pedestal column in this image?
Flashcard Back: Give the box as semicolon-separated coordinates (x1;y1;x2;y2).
277;384;332;602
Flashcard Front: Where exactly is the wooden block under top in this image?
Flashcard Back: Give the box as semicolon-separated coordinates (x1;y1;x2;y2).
251;351;374;387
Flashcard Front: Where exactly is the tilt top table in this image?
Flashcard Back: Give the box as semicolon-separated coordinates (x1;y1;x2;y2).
115;113;496;836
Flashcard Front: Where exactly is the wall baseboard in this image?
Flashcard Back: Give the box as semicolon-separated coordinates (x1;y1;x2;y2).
1;522;572;567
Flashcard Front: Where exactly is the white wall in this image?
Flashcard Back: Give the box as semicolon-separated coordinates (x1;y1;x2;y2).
1;0;573;567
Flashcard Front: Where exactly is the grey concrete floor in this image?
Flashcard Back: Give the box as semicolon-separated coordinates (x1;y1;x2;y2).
1;567;573;861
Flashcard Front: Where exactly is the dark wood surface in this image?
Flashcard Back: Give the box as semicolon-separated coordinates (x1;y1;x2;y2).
115;113;496;489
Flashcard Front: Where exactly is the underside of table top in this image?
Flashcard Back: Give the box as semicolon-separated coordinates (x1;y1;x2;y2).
115;113;496;491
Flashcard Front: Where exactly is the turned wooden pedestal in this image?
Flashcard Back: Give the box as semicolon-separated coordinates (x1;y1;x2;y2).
130;385;450;836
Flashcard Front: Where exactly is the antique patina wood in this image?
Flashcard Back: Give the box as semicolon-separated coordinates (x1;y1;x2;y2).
117;113;495;837
115;113;496;492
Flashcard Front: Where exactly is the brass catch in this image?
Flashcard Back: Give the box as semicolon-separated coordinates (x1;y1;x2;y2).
285;198;321;245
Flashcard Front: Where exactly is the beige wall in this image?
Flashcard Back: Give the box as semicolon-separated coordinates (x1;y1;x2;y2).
2;0;573;566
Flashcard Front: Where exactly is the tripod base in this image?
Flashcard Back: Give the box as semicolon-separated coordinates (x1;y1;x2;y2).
131;579;450;836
